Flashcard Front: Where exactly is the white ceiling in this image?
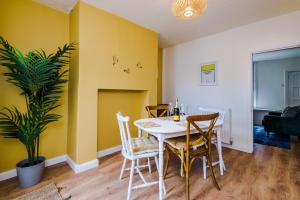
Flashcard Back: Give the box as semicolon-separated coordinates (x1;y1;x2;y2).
35;0;300;47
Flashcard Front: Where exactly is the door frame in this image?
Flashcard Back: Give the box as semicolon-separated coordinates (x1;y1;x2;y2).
250;44;300;151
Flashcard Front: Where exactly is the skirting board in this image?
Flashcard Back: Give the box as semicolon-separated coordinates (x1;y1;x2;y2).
0;155;67;182
0;154;100;181
66;156;99;174
222;143;253;154
97;145;122;158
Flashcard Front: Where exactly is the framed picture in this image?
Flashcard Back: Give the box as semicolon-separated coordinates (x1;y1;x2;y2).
198;62;218;86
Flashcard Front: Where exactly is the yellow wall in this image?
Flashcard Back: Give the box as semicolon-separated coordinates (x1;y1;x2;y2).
0;0;159;171
0;0;69;172
67;3;80;162
157;48;163;104
98;90;148;151
68;1;158;163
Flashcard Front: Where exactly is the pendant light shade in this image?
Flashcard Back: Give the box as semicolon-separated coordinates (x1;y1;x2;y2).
172;0;207;20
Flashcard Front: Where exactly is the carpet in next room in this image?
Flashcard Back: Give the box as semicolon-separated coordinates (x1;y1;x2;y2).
253;125;290;149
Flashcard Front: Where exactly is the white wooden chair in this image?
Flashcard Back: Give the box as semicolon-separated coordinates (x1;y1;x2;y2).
117;112;164;200
198;107;227;179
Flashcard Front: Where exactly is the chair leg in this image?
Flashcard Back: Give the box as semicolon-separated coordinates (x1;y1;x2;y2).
164;148;170;179
185;156;190;200
222;161;226;171
147;157;152;174
214;143;226;171
207;155;220;190
154;156;159;171
120;158;127;180
127;160;135;200
202;156;207;179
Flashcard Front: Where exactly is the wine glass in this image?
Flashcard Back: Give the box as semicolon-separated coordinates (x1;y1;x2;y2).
168;102;173;117
180;104;185;114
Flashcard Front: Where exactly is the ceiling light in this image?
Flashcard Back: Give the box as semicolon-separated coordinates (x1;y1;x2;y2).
172;0;207;20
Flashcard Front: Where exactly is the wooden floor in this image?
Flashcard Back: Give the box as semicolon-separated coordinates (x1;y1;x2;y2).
1;138;300;200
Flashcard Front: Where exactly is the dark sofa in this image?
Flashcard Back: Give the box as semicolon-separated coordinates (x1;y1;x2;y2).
262;110;300;137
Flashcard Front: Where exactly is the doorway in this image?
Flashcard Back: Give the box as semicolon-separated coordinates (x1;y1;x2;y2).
252;46;300;149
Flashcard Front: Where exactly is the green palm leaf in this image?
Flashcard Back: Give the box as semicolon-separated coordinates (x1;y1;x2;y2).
0;36;75;166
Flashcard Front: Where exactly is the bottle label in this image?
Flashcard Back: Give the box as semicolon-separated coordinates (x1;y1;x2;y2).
174;115;180;121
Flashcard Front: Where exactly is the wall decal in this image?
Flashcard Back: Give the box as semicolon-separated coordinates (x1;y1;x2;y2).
112;55;143;75
136;62;143;69
112;56;119;66
123;68;130;74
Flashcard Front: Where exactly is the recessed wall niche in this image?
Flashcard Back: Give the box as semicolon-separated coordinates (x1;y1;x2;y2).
97;89;149;152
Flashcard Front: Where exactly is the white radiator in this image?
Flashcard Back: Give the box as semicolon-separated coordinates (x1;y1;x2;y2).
197;107;232;145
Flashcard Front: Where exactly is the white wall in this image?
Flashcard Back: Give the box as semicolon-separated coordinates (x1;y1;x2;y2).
254;57;300;111
163;11;300;153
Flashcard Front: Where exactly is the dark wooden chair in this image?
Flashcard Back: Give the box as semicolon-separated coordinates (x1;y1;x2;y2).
145;104;169;118
164;113;220;200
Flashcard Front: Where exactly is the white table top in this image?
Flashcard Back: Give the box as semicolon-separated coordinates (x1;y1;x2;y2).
134;116;223;134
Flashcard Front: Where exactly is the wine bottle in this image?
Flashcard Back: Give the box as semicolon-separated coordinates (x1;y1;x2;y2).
173;98;180;122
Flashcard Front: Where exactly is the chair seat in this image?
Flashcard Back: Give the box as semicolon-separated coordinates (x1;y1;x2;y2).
131;136;159;153
165;134;206;150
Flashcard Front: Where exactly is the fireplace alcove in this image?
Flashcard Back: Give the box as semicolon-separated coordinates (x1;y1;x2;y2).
97;89;149;152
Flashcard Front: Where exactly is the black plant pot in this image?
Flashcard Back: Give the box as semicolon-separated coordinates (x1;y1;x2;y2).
16;156;45;188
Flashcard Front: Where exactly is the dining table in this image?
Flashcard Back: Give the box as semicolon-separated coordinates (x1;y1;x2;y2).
134;115;224;200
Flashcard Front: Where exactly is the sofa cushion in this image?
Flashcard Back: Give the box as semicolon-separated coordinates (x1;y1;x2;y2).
296;110;300;118
282;106;300;118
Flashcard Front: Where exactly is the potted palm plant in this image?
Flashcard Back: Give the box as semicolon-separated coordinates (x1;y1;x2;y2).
0;36;74;188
